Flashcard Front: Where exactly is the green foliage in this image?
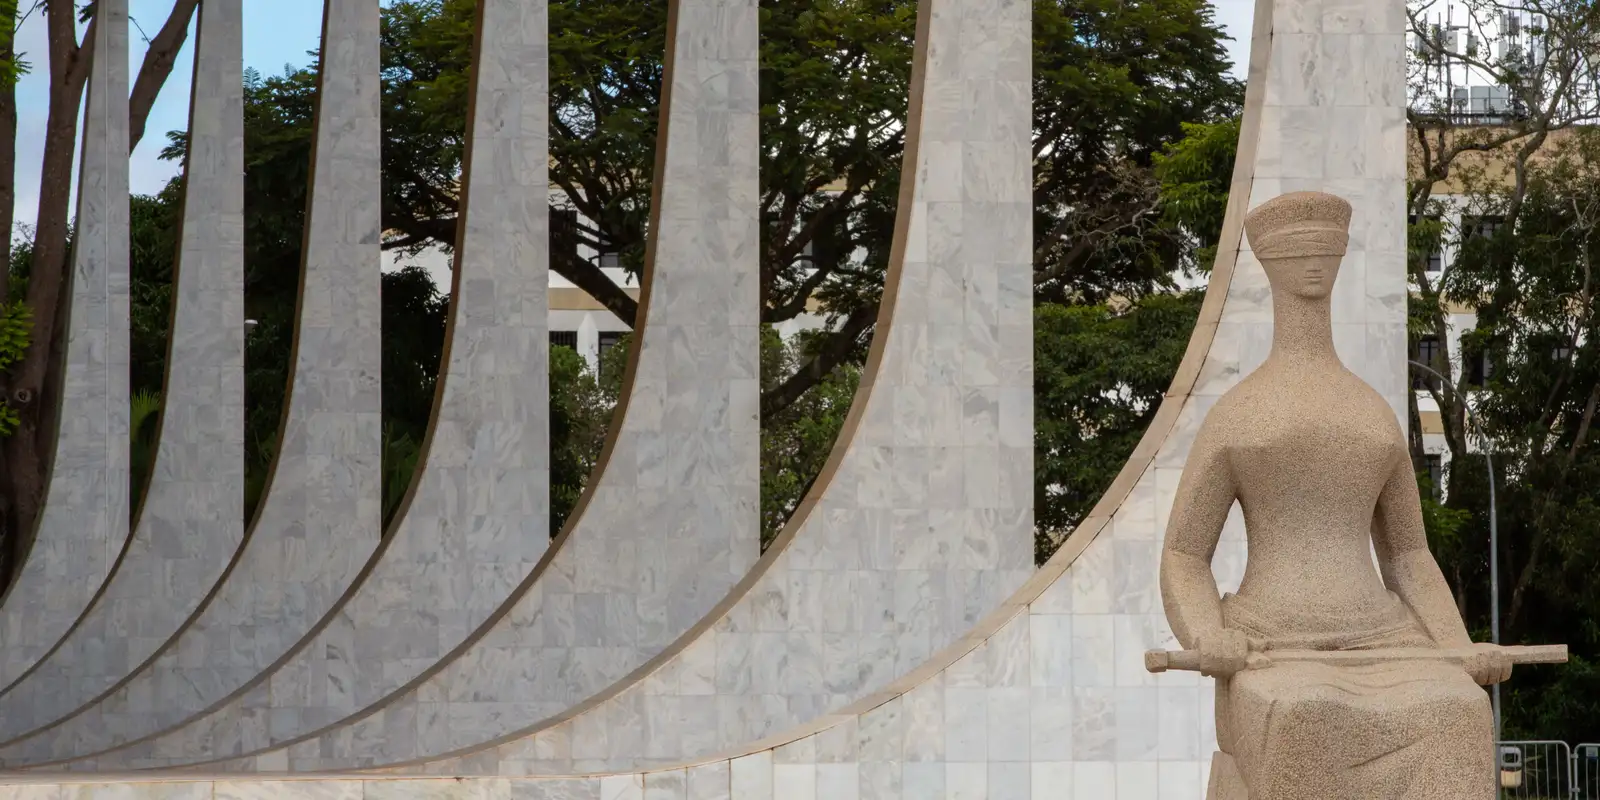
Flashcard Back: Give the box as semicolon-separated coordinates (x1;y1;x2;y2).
1417;465;1473;557
760;327;858;547
0;0;32;91
550;344;614;535
1034;291;1202;562
1153;117;1240;271
1423;128;1600;742
1032;0;1241;303
381;423;423;527
0;300;31;437
128;389;162;519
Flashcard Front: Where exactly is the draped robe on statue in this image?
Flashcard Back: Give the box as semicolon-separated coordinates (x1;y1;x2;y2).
1216;592;1493;797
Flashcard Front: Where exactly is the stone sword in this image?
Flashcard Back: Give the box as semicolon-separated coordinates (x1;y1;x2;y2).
1145;644;1568;674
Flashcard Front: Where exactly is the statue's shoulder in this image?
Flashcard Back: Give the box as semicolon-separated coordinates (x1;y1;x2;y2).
1210;373;1276;416
1197;385;1260;438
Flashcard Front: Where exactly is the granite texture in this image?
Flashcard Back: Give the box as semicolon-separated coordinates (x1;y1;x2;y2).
112;0;561;767
207;0;760;770
0;0;131;694
0;0;384;767
1159;192;1496;798
329;0;1035;774
0;0;246;740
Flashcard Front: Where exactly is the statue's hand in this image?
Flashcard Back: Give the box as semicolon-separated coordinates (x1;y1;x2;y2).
1463;642;1514;686
1197;629;1255;678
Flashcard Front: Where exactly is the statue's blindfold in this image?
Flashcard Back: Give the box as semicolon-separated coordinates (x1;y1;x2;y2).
1250;226;1349;260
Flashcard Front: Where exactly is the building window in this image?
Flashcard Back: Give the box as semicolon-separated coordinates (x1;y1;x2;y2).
1412;336;1444;390
1408;214;1444;273
597;332;625;378
599;251;621;269
1465;350;1492;388
550;330;578;351
1424;454;1444;500
1464;214;1505;240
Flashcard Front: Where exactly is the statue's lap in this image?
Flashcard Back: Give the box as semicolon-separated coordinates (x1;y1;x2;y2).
1222;661;1492;797
1216;594;1494;796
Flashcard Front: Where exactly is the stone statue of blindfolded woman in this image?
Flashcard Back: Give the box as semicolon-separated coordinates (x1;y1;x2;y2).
1158;191;1522;799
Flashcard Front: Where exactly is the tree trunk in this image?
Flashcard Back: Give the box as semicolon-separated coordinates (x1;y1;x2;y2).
0;0;90;581
0;0;199;580
128;0;198;152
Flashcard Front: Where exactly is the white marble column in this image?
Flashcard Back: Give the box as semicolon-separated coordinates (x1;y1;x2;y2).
197;0;765;770
116;0;559;767
335;0;1034;775
0;0;247;742
0;0;131;694
0;0;384;768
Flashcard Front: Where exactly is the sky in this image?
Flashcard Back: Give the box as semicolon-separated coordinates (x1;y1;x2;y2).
9;0;1257;238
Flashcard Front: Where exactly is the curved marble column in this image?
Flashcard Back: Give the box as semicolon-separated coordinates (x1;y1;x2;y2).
0;0;384;767
115;0;764;770
0;0;247;740
253;0;1034;774
0;0;131;693
81;0;562;767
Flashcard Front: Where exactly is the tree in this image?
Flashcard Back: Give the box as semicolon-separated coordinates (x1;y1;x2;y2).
1396;0;1600;740
1417;129;1600;742
1031;0;1240;305
549;342;618;535
1405;0;1600;471
349;0;1239;423
759;327;857;547
1033;291;1201;560
0;298;28;438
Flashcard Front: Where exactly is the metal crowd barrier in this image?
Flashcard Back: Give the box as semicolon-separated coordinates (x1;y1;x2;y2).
1498;740;1578;799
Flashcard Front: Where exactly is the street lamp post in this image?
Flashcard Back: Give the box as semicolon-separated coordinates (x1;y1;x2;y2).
1409;359;1500;739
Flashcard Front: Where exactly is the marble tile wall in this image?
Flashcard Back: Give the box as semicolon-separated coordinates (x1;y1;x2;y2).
0;0;247;740
391;0;1405;795
286;0;1033;775
201;0;762;771
0;0;131;694
104;0;561;768
360;0;1390;792
0;0;384;768
0;0;1409;793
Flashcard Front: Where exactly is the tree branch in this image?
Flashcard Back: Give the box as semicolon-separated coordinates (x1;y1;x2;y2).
127;0;198;152
554;246;637;328
759;301;877;419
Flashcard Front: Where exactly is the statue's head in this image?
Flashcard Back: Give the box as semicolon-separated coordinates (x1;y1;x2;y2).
1244;191;1352;300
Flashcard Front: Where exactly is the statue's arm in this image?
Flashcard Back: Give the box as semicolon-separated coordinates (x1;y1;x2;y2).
1372;447;1474;648
1159;421;1235;650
